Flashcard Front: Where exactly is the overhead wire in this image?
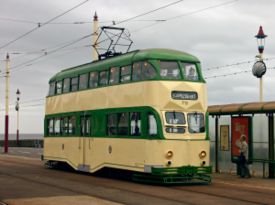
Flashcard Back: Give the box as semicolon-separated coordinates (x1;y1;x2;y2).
0;0;185;76
131;0;239;33
205;66;275;79
0;0;90;50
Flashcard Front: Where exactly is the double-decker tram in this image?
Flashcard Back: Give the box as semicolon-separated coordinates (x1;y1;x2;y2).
43;48;211;184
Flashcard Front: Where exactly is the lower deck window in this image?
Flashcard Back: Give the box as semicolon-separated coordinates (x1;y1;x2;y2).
148;113;157;135
130;112;141;136
165;126;185;133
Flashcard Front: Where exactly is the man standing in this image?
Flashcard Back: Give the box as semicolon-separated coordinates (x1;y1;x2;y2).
237;135;251;178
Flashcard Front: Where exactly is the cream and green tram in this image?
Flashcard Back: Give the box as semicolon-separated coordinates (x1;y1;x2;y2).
43;48;211;184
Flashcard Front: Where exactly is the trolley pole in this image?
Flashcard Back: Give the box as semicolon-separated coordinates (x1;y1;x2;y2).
4;53;10;153
15;89;21;146
92;11;99;61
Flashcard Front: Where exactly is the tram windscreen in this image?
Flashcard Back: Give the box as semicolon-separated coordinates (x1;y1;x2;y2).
159;61;181;79
187;113;205;133
165;112;185;124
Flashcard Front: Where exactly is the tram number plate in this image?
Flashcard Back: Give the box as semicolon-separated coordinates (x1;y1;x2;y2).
171;91;198;100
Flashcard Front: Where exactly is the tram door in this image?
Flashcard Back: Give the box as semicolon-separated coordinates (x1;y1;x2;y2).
80;115;91;170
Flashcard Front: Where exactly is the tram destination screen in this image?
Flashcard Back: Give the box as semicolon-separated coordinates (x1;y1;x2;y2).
171;91;198;100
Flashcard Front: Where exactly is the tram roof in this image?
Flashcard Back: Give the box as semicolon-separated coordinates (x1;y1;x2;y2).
208;101;275;115
49;48;200;82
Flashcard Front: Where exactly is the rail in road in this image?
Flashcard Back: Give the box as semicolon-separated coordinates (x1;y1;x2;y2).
0;151;275;205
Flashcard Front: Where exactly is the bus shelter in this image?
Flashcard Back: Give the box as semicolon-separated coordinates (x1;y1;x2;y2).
208;101;275;178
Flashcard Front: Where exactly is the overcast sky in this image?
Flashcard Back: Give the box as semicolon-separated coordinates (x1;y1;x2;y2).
0;0;274;134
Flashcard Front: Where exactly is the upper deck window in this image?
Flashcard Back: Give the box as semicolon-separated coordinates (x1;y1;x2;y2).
159;61;181;79
79;73;88;90
187;113;205;133
56;81;62;94
63;78;70;93
165;112;185;124
120;65;131;83
49;82;55;96
132;61;156;81
99;71;108;86
182;63;199;81
71;77;78;92
89;72;98;88
109;67;119;84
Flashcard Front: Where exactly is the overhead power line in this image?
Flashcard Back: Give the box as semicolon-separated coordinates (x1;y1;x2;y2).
0;0;185;75
205;67;275;79
131;0;238;33
0;0;90;50
204;57;275;71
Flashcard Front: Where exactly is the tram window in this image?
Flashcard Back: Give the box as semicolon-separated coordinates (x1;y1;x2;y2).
62;117;69;135
49;82;55;96
142;62;156;80
132;62;142;81
79;74;88;90
109;67;119;84
187;113;205;133
165;126;185;133
165;112;185;124
48;119;54;135
54;118;61;135
89;72;98;88
63;78;70;93
68;116;76;134
118;113;129;135
107;114;117;135
56;81;62;94
99;71;108;86
71;77;79;92
159;61;181;79
81;116;91;136
130;112;141;136
120;65;131;83
148;113;157;135
182;63;199;81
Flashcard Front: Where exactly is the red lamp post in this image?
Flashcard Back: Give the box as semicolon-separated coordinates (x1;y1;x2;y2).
15;89;21;146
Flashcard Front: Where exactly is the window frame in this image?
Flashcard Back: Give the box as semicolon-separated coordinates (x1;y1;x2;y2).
79;73;88;90
71;76;79;92
89;71;98;88
63;78;70;93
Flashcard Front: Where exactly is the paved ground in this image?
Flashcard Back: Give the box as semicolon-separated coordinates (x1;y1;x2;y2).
1;149;275;205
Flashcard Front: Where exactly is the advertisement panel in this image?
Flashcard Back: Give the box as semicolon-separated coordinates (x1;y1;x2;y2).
231;116;253;163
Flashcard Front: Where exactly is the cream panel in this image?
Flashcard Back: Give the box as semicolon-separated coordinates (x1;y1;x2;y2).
144;140;210;167
44;137;210;173
45;81;207;115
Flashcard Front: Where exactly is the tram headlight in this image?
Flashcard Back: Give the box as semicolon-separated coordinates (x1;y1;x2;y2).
199;151;207;159
166;150;173;159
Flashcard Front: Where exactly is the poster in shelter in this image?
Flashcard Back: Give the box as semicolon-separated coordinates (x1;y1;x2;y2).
231;117;252;162
220;125;229;151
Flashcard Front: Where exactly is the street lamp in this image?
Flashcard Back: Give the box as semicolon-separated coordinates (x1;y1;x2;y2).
15;89;21;146
252;26;267;102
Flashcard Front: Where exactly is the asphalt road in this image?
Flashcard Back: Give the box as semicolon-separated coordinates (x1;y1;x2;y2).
1;149;275;205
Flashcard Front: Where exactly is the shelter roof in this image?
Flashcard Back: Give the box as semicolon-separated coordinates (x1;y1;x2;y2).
208;101;275;115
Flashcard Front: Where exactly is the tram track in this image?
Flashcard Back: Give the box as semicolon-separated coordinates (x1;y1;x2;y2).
0;156;272;205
